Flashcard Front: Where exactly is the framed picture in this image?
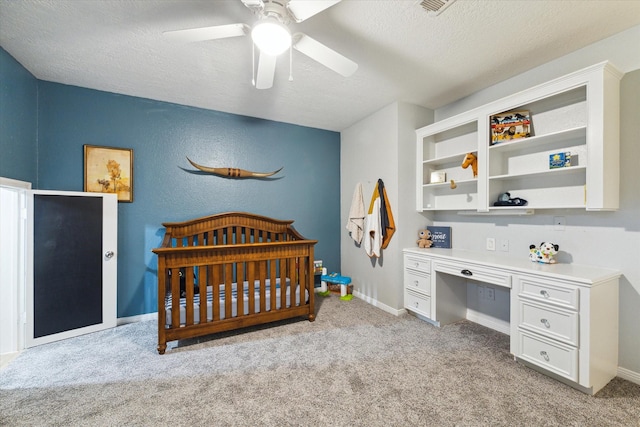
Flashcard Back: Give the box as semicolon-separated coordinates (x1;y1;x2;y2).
84;145;133;202
490;110;531;145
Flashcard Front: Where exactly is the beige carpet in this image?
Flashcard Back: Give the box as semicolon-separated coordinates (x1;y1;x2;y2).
1;296;639;426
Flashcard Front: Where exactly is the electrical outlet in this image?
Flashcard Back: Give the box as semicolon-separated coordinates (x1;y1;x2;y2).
500;239;509;252
486;287;495;301
486;238;495;251
478;285;485;300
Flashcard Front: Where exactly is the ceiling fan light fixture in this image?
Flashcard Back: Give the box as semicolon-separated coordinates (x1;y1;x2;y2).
251;17;291;56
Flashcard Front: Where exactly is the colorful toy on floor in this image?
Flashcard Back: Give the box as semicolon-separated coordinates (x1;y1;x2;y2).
417;229;433;248
319;271;353;300
529;242;559;264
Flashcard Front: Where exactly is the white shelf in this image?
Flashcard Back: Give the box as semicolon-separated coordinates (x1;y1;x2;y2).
423;178;476;188
490;165;586;181
415;61;621;213
489;126;586;153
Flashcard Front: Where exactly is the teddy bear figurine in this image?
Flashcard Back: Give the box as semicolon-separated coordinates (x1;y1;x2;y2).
417;229;433;248
529;242;559;264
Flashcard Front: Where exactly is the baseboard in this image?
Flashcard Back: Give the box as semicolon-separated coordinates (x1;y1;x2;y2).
0;351;20;370
465;311;510;335
352;291;404;316
617;366;640;386
117;312;157;325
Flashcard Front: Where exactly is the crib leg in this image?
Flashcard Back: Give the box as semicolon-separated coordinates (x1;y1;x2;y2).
308;313;316;322
157;343;167;355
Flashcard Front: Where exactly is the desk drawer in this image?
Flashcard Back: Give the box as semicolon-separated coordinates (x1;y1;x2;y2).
405;290;431;318
404;269;430;295
519;300;578;346
519;277;579;310
433;260;511;288
404;255;431;274
518;330;578;381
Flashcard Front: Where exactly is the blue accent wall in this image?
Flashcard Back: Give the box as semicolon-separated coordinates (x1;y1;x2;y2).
36;81;340;317
0;47;38;183
0;47;340;317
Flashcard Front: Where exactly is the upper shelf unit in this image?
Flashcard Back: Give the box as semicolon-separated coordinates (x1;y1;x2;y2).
415;61;622;213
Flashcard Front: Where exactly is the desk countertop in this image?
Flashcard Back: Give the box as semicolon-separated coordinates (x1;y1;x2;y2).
403;248;621;285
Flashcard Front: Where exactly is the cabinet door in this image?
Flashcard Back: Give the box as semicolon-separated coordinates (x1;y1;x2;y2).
26;190;118;347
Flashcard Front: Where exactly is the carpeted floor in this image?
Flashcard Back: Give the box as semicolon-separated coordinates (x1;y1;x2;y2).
1;296;639;426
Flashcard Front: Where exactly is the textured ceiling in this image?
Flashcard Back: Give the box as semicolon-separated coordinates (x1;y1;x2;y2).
1;0;639;131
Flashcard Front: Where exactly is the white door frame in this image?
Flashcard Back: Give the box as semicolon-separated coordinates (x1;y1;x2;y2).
25;190;118;348
0;177;31;357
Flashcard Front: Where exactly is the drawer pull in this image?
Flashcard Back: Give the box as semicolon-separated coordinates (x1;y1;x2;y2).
413;280;419;287
540;290;550;298
414;301;419;308
540;350;550;362
415;262;420;268
461;269;473;276
540;318;551;328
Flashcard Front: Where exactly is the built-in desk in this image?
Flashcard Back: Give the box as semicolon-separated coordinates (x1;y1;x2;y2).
403;248;621;395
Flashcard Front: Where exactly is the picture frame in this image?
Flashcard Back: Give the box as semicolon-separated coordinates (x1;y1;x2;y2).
84;145;134;202
490;110;531;145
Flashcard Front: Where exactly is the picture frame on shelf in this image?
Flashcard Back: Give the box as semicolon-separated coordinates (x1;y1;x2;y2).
84;144;134;202
426;226;452;248
490;110;531;145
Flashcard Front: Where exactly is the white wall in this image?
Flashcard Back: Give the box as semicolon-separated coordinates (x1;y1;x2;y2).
341;102;432;312
431;26;640;378
341;25;640;380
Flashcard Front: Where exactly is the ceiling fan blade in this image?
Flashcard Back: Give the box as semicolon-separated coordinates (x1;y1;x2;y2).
287;0;341;22
255;52;277;89
287;0;340;22
163;23;249;43
293;33;357;77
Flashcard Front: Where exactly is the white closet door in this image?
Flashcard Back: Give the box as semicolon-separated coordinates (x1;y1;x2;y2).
25;190;117;347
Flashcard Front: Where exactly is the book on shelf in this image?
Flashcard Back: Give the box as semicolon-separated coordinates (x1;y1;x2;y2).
549;152;574;168
490;110;531;145
427;226;452;248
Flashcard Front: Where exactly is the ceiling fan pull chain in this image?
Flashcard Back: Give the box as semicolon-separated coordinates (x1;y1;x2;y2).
289;45;293;82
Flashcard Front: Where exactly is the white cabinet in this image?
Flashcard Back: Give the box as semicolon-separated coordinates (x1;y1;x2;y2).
512;272;619;394
403;248;620;394
403;253;432;318
416;62;622;212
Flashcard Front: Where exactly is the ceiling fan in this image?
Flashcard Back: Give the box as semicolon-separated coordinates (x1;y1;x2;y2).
163;0;358;89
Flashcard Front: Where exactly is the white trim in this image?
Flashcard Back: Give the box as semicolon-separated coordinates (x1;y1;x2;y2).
352;291;404;316
617;366;640;386
466;311;511;335
117;312;157;325
0;177;32;190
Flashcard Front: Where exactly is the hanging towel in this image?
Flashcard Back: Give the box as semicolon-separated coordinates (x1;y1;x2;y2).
377;179;395;249
345;182;365;244
364;196;382;258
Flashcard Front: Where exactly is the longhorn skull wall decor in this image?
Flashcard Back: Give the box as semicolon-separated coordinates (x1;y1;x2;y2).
186;157;283;178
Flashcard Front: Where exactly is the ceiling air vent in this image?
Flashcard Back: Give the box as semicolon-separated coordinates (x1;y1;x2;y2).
418;0;456;16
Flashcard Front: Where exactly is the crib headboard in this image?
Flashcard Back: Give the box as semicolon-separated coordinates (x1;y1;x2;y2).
159;211;309;248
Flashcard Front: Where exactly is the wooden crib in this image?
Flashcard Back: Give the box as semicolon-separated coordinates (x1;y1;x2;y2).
152;212;317;354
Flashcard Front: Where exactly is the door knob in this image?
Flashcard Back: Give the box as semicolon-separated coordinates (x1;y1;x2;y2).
105;250;115;259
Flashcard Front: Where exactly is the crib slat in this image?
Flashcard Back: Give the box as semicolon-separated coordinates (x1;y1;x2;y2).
198;265;207;324
225;263;233;319
213;264;221;321
259;260;267;313
280;257;287;309
247;261;256;315
270;259;277;311
171;268;180;330
185;268;194;326
237;261;245;318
